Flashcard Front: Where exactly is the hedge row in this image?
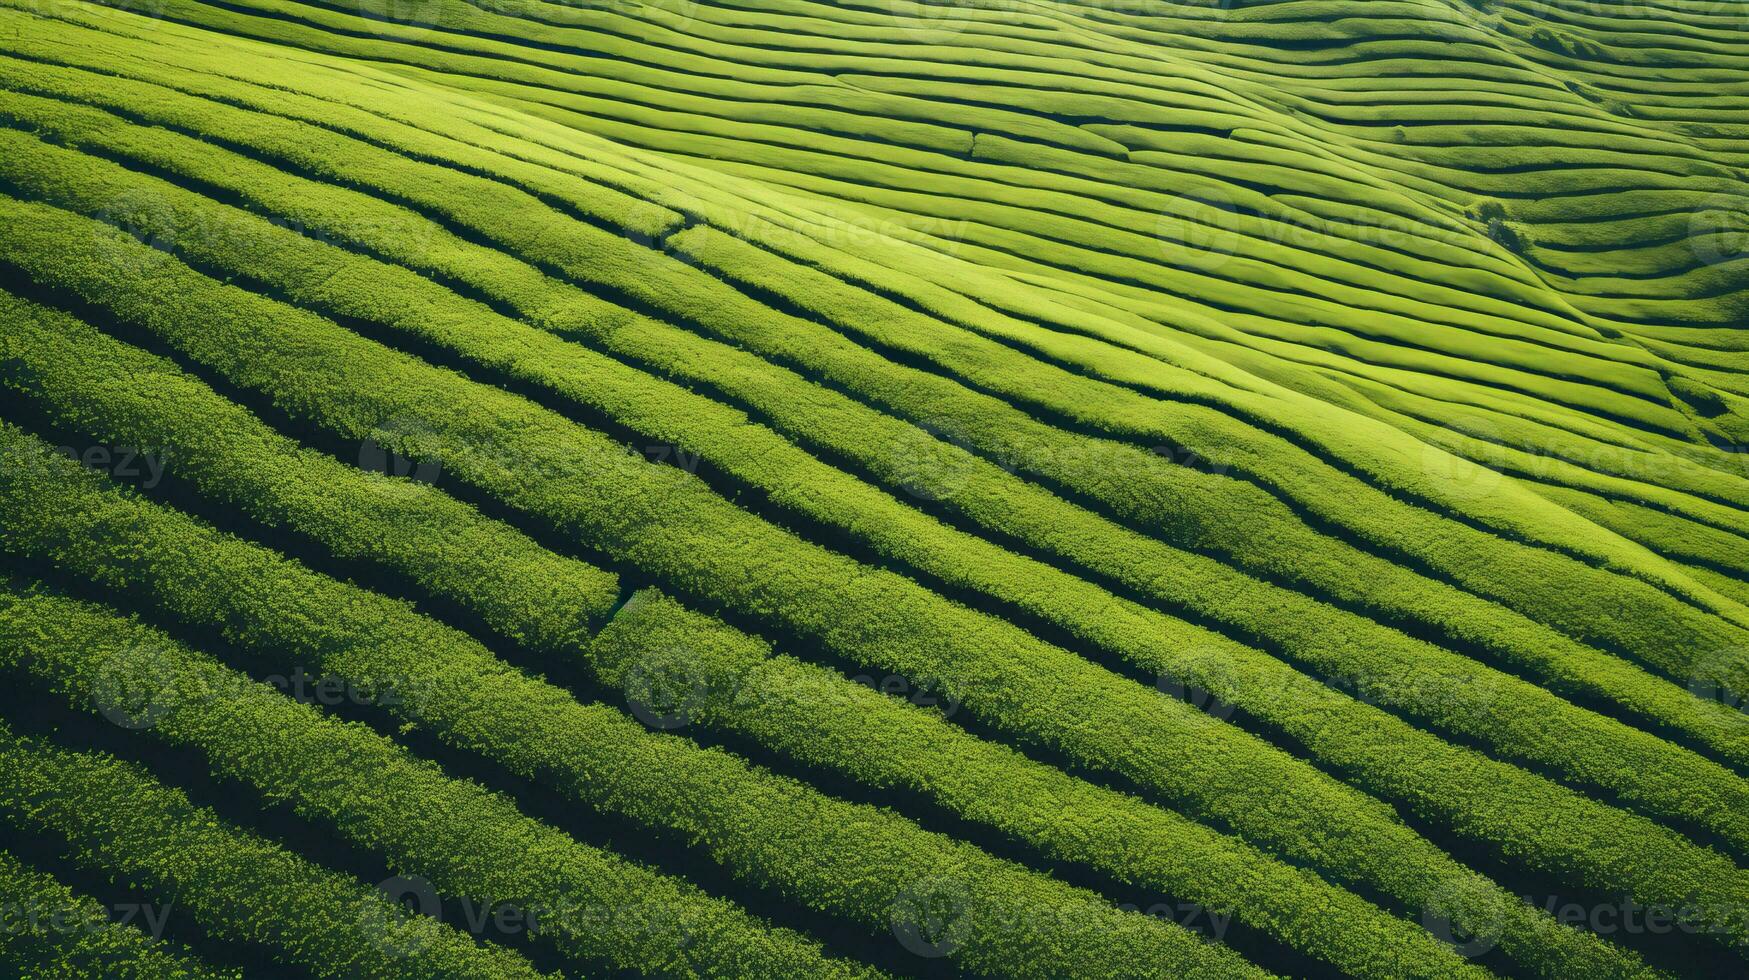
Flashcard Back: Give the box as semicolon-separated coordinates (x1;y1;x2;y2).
0;583;888;980
0;127;622;647
82;51;1749;766
7;0;1741;453
0;420;1259;980
0;289;1487;980
42;0;1691;403
66;0;1749;631
669;220;1749;667
0;193;1704;977
4;33;1741;772
5;119;1746;861
593;591;1513;980
0;849;235;980
0;714;552;980
3;30;1743;762
4;12;1743;692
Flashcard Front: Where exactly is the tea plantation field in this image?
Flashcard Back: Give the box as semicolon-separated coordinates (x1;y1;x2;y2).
1;0;1748;976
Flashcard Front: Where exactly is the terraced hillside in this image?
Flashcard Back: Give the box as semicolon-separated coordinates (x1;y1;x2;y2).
0;0;1747;976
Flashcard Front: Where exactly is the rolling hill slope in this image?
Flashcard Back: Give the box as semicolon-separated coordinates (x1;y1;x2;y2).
0;0;1746;977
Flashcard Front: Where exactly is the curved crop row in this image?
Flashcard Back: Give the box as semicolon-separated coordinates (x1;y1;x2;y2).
120;0;1711;368
0;715;553;980
0;423;1255;980
0;584;881;980
6;120;1748;861
4;192;1728;976
0;287;1492;980
669;220;1749;654
128;0;1749;405
0;850;234;980
4;57;1736;787
0;19;1742;724
0;3;1744;979
4;6;1743;677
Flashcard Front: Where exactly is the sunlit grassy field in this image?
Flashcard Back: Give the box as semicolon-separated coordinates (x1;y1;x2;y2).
1;0;1748;977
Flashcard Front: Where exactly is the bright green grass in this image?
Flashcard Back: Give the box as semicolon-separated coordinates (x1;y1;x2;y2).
1;0;1747;976
0;287;1570;980
0;713;553;980
0;850;236;980
0;191;1706;977
8;124;1749;863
